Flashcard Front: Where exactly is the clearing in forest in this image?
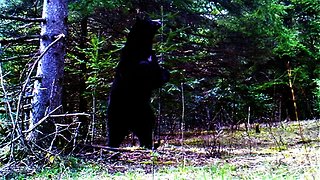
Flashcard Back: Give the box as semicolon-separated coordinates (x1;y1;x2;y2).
24;119;320;179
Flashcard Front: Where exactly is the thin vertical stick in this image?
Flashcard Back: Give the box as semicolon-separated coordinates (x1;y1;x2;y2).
247;106;251;130
181;82;185;146
91;89;96;143
246;106;252;154
287;62;298;121
287;61;304;141
181;82;185;167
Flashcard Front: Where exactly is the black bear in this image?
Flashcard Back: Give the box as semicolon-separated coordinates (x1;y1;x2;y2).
107;17;170;149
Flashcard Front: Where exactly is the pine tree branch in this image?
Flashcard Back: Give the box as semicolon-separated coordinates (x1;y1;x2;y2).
0;14;45;22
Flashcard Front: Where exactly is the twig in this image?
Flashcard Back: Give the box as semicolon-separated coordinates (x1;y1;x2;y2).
0;161;14;175
49;112;91;118
0;14;45;22
0;62;23;161
0;35;40;45
48;122;81;152
6;105;62;145
29;140;57;155
22;105;62;134
0;66;17;126
80;144;153;153
11;106;63;154
0;54;36;62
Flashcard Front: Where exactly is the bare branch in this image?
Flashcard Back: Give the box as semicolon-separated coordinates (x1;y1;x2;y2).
0;62;24;160
22;105;62;134
0;33;67;155
80;144;153;153
0;35;40;45
49;112;91;118
0;54;36;62
8;108;87;145
15;33;66;125
0;14;45;22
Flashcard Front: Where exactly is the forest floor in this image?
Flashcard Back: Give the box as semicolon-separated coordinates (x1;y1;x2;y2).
6;119;320;179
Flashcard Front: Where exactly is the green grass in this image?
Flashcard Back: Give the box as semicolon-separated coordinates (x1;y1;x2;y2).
21;162;237;180
16;158;319;180
21;162;110;180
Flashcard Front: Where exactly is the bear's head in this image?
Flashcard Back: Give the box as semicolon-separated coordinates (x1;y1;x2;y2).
125;17;161;49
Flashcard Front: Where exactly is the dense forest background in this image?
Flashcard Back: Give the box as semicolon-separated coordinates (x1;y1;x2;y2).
0;0;319;154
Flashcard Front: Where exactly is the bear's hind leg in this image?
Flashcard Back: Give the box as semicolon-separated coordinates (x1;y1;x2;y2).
134;125;153;149
107;125;128;148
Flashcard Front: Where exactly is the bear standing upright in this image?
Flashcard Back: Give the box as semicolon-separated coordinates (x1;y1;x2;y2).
107;17;170;149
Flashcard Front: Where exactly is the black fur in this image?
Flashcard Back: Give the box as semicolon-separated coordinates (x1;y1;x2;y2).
107;18;169;149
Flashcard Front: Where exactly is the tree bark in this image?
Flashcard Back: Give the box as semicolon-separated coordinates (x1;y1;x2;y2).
28;0;68;145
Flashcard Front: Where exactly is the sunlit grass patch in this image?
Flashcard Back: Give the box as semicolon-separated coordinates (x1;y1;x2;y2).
25;160;320;180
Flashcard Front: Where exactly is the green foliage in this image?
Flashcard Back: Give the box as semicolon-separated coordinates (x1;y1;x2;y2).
76;34;117;91
69;0;122;21
214;0;320;120
0;0;41;162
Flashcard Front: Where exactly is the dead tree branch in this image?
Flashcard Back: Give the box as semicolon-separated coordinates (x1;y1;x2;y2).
49;112;91;118
15;33;66;126
80;144;153;153
23;105;62;134
0;54;36;62
0;62;23;161
0;14;45;23
0;35;40;45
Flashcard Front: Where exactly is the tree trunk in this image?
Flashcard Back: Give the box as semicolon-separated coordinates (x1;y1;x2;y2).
28;0;68;145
